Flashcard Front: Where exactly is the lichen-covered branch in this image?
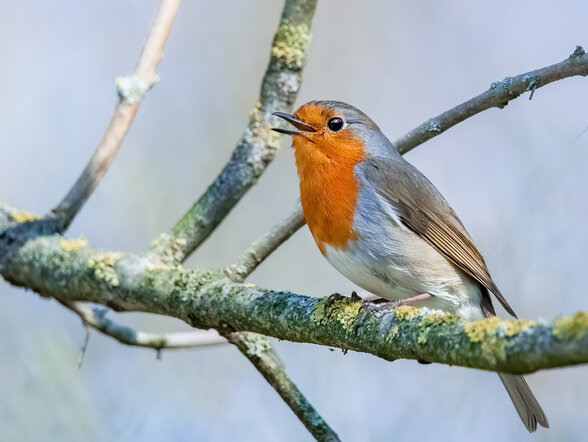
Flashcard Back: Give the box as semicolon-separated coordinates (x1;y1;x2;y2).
150;0;318;264
221;331;340;441
2;211;587;375
393;46;588;154
51;0;182;231
60;300;227;349
225;206;305;282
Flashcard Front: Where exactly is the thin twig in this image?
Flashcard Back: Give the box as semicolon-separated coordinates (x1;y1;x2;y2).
51;0;182;231
393;45;588;154
225;207;305;282
222;331;340;441
150;0;318;265
61;300;226;349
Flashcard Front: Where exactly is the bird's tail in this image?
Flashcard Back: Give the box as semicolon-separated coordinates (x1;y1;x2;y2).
498;373;549;432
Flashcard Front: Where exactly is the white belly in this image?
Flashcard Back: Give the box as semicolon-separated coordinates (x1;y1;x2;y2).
324;226;485;320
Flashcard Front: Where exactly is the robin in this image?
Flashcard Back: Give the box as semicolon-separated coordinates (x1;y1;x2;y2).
272;100;548;432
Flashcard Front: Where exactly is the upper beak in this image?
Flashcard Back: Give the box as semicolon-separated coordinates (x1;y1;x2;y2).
272;112;317;135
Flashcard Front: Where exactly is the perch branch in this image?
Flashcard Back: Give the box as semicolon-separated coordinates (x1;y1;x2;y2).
1;215;587;375
150;0;318;264
51;0;182;231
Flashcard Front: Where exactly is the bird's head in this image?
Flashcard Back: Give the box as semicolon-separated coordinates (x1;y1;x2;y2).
272;100;391;163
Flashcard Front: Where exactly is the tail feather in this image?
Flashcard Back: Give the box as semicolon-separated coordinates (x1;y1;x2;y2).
498;373;549;432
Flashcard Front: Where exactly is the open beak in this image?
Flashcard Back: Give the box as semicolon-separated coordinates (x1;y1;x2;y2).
272;112;317;135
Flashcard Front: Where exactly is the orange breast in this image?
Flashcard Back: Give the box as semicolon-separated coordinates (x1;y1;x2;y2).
293;131;366;254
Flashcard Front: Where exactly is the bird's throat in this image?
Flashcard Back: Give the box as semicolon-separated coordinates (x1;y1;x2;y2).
294;140;364;255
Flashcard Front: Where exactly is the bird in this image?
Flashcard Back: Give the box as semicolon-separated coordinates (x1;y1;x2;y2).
272;100;548;432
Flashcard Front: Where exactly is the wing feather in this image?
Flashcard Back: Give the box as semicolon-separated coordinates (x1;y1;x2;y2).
358;156;517;317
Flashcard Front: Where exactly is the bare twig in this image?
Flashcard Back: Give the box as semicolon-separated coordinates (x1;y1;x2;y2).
150;0;318;264
225;207;305;282
222;331;340;441
51;0;182;231
393;46;588;154
61;300;226;349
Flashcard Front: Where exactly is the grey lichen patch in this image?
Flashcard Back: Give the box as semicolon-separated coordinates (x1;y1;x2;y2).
271;22;312;69
10;210;40;223
569;45;586;59
427;120;442;134
311;297;362;332
244;334;271;357
116;74;156;103
464;317;537;364
59;237;88;252
522;73;538;91
89;252;124;287
553;311;588;340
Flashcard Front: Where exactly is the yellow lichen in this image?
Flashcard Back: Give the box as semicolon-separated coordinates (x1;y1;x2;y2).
553;311;588;340
59;237;88;252
11;210;39;223
271;22;312;69
463;317;537;363
243;283;256;288
393;305;421;320
311;297;361;332
89;252;123;287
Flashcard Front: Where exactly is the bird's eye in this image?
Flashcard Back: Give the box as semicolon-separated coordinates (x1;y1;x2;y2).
327;117;344;132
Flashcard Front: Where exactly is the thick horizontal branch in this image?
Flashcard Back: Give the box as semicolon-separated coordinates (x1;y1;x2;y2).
2;211;587;375
150;0;318;264
393;46;588;154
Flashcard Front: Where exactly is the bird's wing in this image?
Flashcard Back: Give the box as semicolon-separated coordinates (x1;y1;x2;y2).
357;156;516;317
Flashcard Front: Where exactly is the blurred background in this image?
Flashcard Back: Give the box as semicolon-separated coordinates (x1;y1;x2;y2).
1;1;587;440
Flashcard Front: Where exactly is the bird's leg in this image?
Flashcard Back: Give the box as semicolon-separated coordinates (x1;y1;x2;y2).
371;292;433;306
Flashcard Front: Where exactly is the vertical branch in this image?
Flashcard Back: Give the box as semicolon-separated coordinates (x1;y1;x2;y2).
150;0;318;264
51;0;182;231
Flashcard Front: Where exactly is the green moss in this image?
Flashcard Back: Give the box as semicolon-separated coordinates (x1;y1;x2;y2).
59;237;88;252
553;311;588;340
271;22;312;69
10;210;39;223
89;252;123;287
417;311;460;344
311;297;362;332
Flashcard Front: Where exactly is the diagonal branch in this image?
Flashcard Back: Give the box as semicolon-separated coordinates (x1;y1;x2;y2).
222;330;340;441
60;300;226;349
225;206;305;282
51;0;182;231
150;0;318;265
393;46;588;154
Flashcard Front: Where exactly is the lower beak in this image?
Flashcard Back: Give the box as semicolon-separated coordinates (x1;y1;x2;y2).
272;112;317;135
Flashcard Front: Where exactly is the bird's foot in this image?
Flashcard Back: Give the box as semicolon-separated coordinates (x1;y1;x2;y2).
371;293;433;307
